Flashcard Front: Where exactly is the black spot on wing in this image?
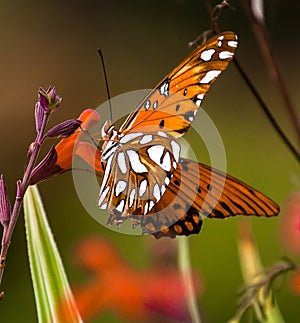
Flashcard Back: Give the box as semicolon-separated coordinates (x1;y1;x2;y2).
159;120;165;128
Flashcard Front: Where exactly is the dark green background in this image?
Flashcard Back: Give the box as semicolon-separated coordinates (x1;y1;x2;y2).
0;0;299;322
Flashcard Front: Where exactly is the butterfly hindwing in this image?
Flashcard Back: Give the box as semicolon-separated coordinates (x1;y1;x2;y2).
141;158;279;238
119;32;238;137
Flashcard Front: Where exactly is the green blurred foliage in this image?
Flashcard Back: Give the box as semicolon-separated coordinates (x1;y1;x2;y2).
0;0;299;322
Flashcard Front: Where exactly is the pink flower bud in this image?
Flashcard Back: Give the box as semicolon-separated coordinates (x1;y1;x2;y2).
38;86;62;112
45;119;82;139
34;101;44;132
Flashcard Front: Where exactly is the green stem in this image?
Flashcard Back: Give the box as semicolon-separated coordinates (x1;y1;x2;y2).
178;236;201;323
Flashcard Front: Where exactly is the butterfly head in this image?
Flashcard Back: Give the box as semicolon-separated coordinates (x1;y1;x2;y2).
101;120;117;139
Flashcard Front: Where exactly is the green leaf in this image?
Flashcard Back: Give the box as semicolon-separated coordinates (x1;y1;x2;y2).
229;222;285;323
24;185;83;323
178;236;202;323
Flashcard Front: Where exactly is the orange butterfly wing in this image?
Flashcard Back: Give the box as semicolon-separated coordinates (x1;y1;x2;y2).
95;31;279;239
141;158;279;238
119;32;238;137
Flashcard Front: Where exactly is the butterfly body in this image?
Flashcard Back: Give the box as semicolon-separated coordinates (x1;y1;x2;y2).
97;32;279;238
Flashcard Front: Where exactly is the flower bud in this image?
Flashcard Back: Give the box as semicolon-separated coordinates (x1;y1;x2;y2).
38;86;62;112
29;146;62;185
34;101;44;132
45;119;82;139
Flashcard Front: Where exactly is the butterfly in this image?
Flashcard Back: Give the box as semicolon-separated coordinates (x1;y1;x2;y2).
97;32;279;238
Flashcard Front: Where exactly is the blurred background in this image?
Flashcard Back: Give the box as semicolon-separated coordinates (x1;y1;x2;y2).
0;0;299;322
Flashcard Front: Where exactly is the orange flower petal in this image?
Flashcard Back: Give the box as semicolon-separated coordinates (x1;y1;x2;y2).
75;142;103;173
30;109;101;185
56;109;101;170
72;237;202;322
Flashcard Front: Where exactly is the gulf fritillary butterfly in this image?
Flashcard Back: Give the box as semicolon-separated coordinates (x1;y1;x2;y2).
97;32;279;238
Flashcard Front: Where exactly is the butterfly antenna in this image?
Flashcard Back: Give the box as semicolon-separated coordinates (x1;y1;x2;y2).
97;49;113;121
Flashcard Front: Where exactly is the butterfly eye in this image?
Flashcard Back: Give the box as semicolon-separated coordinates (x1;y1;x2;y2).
101;120;115;139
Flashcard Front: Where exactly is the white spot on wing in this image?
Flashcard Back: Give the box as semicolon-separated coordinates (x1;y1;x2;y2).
127;150;148;173
171;140;180;163
98;155;113;199
195;100;201;107
219;51;234;59
159;82;169;96
148;201;155;211
120;132;143;144
148;145;172;171
98;185;110;207
161;185;166;195
144;202;149;215
117;152;127;174
139;179;147;196
195;93;204;107
115;180;127;197
199;70;221;84
139;134;153;145
144;100;150;110
218;35;224;40
162;152;171;172
158;131;167;137
116;199;125;212
129;188;136;207
200;48;215;61
165;177;170;185
153;183;161;202
148;145;163;163
228;40;238;48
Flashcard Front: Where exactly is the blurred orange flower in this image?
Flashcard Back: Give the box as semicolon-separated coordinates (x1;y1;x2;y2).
71;237;202;322
290;269;300;295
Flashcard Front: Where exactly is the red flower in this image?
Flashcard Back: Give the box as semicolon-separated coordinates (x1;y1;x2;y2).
71;237;202;322
30;109;102;185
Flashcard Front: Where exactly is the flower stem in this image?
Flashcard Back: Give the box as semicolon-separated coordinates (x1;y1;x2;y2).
178;236;201;323
0;112;50;285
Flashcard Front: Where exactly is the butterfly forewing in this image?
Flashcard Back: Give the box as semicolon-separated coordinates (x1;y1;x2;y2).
98;132;181;222
119;32;238;136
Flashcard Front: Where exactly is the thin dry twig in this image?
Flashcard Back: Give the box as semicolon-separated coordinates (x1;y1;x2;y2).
201;0;300;163
240;0;300;148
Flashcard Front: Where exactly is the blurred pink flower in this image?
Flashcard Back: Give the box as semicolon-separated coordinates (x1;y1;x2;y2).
280;191;300;256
